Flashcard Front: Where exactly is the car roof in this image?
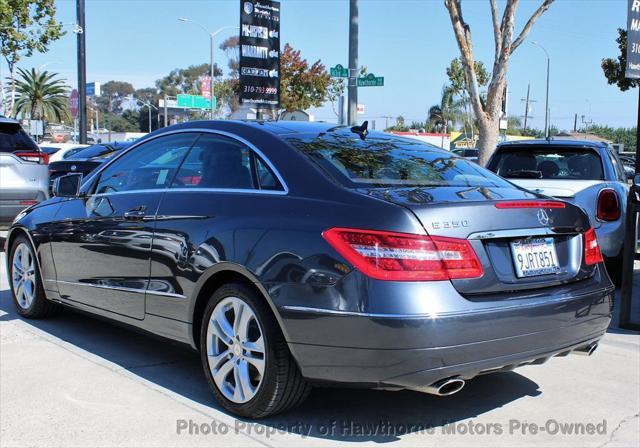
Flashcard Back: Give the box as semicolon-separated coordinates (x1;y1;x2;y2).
497;138;608;149
0;116;21;126
170;119;346;136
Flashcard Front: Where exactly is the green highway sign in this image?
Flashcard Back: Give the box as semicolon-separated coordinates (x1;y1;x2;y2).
177;94;212;109
357;73;384;87
330;64;349;78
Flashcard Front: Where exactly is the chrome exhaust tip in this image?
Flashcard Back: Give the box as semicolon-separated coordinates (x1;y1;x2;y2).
423;377;466;396
573;342;598;356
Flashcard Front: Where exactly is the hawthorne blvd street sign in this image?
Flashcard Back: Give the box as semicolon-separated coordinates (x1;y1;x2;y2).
330;64;349;78
176;94;213;109
357;73;384;87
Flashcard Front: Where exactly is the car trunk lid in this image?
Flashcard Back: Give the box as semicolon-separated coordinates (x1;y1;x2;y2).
360;186;594;295
506;179;603;199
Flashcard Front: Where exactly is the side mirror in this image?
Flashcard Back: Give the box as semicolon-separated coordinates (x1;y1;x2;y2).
53;173;83;197
634;174;640;188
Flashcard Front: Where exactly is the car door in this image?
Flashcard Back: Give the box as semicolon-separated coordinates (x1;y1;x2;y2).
49;133;200;319
145;131;287;322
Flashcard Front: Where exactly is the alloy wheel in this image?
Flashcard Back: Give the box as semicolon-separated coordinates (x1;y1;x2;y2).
206;296;266;403
12;242;36;310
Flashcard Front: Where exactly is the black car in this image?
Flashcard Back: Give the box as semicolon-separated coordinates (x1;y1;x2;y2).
6;121;613;418
48;142;131;192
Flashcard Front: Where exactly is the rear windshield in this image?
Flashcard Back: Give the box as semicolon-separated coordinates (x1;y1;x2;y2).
0;123;39;153
67;143;128;160
489;147;604;180
285;132;512;188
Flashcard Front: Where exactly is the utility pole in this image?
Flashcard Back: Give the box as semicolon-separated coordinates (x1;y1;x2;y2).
573;113;578;132
521;84;536;134
347;0;358;126
382;115;393;130
531;41;550;138
77;0;87;144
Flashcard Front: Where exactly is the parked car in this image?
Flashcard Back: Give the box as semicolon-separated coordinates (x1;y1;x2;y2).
618;154;636;179
452;147;479;162
48;142;130;193
39;142;89;163
0;117;49;229
6;121;614;418
486;139;629;285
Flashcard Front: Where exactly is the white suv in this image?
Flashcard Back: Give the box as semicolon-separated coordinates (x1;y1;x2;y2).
0;117;49;229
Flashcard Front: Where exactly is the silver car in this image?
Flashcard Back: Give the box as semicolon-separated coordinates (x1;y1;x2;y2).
0;117;49;229
487;139;629;285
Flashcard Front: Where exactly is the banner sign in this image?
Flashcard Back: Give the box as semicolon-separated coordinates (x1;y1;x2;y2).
200;76;212;99
239;0;280;108
626;0;640;78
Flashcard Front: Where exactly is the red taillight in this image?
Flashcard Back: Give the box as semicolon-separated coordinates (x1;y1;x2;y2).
19;200;38;205
322;228;483;281
596;188;620;221
495;200;565;209
14;151;49;164
584;228;603;265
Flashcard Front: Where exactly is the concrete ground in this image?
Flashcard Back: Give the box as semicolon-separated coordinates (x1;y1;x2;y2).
0;247;639;447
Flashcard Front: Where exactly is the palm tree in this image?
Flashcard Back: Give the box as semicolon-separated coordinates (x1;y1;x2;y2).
427;86;464;133
11;68;70;122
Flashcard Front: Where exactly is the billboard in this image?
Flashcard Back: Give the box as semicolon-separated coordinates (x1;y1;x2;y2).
239;0;280;108
627;0;640;79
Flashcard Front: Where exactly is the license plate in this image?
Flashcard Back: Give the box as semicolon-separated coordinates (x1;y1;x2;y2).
510;238;560;278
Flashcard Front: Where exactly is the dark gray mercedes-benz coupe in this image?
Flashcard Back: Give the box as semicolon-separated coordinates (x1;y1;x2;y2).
5;120;614;418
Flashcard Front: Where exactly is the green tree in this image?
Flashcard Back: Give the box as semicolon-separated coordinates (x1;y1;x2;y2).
280;43;332;112
155;63;222;97
219;36;240;75
446;57;489;97
12;68;69;122
96;80;135;115
427;86;465;133
0;0;64;116
602;29;639;91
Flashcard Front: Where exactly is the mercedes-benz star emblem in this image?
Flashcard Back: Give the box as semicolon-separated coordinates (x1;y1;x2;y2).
537;209;550;226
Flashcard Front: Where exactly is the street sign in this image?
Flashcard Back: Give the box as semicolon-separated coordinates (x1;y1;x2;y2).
357;73;384;87
627;0;640;78
161;96;217;110
69;89;79;118
239;0;281;108
177;94;211;109
86;82;101;97
330;64;349;78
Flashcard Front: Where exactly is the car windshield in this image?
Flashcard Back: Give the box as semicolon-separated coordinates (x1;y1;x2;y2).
489;146;604;180
0;123;39;153
67;143;128;160
286;132;512;188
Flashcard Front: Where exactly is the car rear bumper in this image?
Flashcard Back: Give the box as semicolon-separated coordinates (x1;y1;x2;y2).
279;268;614;391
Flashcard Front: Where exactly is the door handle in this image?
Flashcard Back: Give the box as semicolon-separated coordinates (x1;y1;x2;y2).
124;206;147;220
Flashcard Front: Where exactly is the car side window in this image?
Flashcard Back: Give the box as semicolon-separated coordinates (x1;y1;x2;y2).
93;133;199;195
170;134;256;190
255;156;283;190
608;150;626;182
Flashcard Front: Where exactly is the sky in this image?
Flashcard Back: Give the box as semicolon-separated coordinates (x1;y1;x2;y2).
2;0;636;132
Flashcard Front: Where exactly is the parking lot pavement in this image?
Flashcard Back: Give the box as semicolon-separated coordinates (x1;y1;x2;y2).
1;252;638;448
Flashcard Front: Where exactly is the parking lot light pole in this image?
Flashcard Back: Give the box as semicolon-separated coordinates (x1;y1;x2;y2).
531;41;550;138
178;18;238;119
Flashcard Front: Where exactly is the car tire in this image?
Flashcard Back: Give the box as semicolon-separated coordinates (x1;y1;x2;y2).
9;234;62;318
199;282;310;418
